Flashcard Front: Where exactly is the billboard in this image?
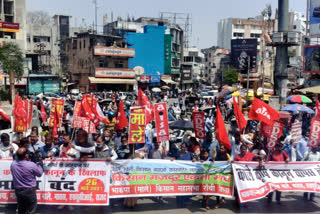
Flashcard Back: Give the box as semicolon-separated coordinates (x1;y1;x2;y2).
0;22;19;32
94;46;135;57
310;0;320;36
231;39;258;74
303;45;320;73
95;68;135;78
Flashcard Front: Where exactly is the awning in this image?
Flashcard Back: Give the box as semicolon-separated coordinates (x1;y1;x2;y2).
161;78;178;85
299;85;320;94
88;77;136;85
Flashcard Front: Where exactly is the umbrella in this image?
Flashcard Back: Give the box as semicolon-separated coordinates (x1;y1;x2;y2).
222;85;231;89
169;120;194;130
161;86;170;90
224;91;245;100
281;104;315;114
287;95;312;103
152;88;161;92
218;87;236;97
279;111;292;119
200;106;216;111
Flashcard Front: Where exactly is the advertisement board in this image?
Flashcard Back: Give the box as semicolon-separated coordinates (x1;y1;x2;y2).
95;68;135;78
310;0;320;36
304;45;320;73
94;46;135;57
231;39;258;74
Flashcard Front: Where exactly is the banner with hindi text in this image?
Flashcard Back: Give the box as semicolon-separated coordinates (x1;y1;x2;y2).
0;159;110;206
109;160;233;198
233;162;320;203
128;106;146;144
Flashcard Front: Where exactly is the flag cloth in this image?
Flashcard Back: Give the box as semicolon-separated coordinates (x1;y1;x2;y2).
193;104;198;112
52;106;59;137
0;107;10;122
137;89;154;124
316;97;320;120
12;93;27;122
115;100;129;130
233;97;247;131
215;106;231;150
40;102;47;124
248;98;279;125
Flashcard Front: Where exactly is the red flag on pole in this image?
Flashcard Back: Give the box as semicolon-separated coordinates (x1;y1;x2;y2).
248;98;279;125
215;106;231;150
137;89;154;124
233;97;247;131
12;93;27;122
40;102;47;125
115;100;129;130
193;104;198;112
0;107;10;122
316;97;320;120
52;106;59;137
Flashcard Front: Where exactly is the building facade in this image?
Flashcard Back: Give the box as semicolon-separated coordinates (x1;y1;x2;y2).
64;32;136;92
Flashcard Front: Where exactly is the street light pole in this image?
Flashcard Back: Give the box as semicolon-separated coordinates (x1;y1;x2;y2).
246;57;250;107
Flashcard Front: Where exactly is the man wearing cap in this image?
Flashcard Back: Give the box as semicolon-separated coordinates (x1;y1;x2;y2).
104;111;116;131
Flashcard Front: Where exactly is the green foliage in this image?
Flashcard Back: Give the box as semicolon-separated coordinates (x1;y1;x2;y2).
0;42;24;79
223;66;238;85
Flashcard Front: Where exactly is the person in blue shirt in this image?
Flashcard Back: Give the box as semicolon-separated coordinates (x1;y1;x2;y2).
296;135;308;161
40;135;59;158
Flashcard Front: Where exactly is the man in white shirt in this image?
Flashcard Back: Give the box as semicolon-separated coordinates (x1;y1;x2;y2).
0;133;18;158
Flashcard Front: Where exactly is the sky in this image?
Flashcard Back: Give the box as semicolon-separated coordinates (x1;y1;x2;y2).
27;0;307;49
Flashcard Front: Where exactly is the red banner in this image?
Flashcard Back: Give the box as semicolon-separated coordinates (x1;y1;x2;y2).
13;100;28;132
129;106;146;144
72;101;95;134
266;121;284;149
154;103;169;142
192;111;205;139
48;99;64;127
308;118;320;148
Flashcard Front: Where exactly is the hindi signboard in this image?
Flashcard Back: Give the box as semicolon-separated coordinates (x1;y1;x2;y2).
128;106;146;144
110;160;233;198
0;159;110;205
233;161;320;203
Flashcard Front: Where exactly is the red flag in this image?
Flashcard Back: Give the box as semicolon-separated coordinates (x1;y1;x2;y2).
115;100;129;130
193;104;198;112
215;106;231;150
12;93;27;122
308;118;320;148
40;102;47;124
248;98;279;125
316;97;320;120
137;89;154;124
233;97;247;131
79;95;95;121
52;106;59;137
0;107;10;122
154;103;170;142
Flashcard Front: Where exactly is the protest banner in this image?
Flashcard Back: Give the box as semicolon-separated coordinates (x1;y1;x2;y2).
0;159;110;205
154;103;169;142
192;111;205;139
109;160;233;198
72;101;96;133
128;106;146;144
308;118;320;148
266;121;284;148
48;99;64;127
291;120;302;143
233;161;320;203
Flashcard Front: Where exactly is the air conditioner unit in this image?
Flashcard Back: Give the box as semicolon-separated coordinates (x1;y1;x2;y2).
4;35;11;39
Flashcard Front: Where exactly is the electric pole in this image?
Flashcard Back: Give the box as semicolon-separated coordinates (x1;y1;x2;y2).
93;0;98;33
274;0;289;105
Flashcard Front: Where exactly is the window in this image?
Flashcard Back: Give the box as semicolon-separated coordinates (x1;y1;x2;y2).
83;39;86;49
27;35;31;43
73;40;77;49
115;60;124;68
293;25;297;30
33;36;50;43
233;32;244;37
99;59;108;68
250;33;261;38
79;41;81;50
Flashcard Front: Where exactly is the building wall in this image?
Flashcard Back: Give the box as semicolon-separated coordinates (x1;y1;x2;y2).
126;25;166;76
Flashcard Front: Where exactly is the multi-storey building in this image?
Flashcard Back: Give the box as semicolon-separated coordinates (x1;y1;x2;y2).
64;32;136;92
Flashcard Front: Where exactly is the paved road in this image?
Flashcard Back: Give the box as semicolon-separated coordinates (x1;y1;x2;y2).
1;193;320;214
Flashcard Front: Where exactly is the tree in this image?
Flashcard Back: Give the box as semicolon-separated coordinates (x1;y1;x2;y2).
0;42;24;103
223;66;238;86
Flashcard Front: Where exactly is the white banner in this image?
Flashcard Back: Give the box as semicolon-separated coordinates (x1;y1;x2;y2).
0;159;110;206
233;162;320;203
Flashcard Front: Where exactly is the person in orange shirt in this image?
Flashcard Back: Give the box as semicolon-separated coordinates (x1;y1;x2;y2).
103;111;116;131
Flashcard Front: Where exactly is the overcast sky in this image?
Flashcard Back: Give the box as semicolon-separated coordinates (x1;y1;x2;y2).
27;0;307;48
